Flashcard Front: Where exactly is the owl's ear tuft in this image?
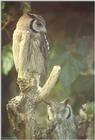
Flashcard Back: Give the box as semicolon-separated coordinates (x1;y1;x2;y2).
60;98;70;107
43;100;52;107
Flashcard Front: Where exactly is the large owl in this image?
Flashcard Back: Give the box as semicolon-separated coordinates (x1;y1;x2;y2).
12;13;49;92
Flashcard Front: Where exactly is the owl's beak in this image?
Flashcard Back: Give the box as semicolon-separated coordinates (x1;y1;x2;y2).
42;27;47;33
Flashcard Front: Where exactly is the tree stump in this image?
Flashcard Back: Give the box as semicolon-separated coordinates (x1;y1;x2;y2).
6;66;61;139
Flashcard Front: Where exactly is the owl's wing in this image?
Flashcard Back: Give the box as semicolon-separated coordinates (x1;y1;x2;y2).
12;30;31;79
18;31;31;79
40;33;49;81
12;29;22;72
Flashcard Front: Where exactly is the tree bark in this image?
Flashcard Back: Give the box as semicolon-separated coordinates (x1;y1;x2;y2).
6;65;61;139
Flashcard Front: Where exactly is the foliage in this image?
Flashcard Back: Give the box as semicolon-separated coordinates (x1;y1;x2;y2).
1;1;6;10
49;39;88;87
1;1;31;27
1;2;8;26
2;44;14;75
82;102;94;115
48;37;93;101
23;2;31;13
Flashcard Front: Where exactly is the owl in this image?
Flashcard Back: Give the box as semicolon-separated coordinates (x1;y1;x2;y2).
12;13;49;92
47;99;77;139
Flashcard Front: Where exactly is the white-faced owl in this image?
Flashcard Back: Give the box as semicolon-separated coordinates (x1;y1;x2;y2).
12;13;49;92
47;99;77;139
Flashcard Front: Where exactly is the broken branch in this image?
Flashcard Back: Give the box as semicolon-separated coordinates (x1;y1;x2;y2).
35;65;61;102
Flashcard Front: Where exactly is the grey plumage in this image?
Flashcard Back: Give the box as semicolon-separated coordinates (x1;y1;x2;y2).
47;99;77;139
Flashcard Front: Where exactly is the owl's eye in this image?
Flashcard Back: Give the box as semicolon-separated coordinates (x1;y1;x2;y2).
36;22;42;27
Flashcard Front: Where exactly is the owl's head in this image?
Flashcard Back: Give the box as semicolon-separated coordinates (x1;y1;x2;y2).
28;13;47;33
47;98;72;122
16;12;47;33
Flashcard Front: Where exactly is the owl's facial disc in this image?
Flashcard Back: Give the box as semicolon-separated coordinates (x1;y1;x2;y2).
31;19;47;33
61;106;72;119
47;105;55;121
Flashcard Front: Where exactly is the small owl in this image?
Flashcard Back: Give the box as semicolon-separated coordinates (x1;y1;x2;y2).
12;13;49;92
47;99;77;139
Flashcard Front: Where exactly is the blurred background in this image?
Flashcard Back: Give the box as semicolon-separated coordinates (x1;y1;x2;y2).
1;1;94;139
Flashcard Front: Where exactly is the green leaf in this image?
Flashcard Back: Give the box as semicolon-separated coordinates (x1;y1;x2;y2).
83;102;94;115
2;44;14;75
60;52;86;87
